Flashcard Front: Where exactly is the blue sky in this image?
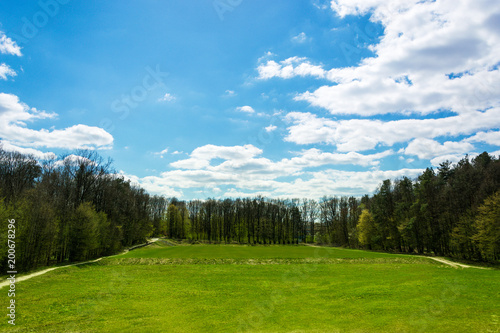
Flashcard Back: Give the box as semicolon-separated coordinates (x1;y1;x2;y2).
1;0;500;200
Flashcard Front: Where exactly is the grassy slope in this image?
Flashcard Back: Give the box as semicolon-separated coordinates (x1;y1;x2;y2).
2;243;499;333
120;242;406;259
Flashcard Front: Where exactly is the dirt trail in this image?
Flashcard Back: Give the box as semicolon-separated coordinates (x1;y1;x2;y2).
0;238;159;289
305;244;491;270
420;256;492;270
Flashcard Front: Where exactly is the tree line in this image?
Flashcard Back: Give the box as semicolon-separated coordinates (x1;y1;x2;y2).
358;152;500;262
163;193;362;247
0;147;168;272
1;146;499;272
163;152;499;262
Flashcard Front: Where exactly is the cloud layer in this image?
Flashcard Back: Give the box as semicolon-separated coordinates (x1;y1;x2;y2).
0;93;113;151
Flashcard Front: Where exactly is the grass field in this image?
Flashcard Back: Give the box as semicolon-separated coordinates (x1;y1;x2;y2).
2;241;499;332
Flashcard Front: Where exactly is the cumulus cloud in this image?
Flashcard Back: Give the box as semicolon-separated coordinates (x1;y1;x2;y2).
265;125;277;132
0;93;113;150
120;171;184;198
0;141;56;160
128;165;424;199
259;1;500;117
0;64;17;80
0;32;22;56
257;57;326;80
124;144;402;198
54;154;97;167
236;105;255;114
467;131;500;146
284;109;500;152
402;138;475;161
171;144;263;170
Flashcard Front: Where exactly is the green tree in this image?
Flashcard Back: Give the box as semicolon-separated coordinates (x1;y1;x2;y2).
472;191;500;261
69;202;100;261
357;209;376;249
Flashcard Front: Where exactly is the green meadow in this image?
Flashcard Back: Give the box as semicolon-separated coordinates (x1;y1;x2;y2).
2;241;499;332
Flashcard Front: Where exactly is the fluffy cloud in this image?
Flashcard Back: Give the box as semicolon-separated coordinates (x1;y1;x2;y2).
120;171;184;198
259;1;500;117
0;64;17;80
127;144;402;198
0;93;113;150
402;138;475;161
284;109;500;152
171;144;263;170
0;32;22;56
129;165;423;199
257;57;326;80
467;131;500;146
265;125;277;132
236;105;255;114
0;141;56;160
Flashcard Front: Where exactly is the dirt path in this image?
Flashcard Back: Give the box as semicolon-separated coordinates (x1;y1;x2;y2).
0;238;159;289
304;244;491;270
420;256;492;270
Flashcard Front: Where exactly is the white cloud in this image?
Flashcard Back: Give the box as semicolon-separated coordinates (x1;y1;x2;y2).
284;109;500;152
429;153;479;167
132;166;423;200
490;150;500;158
253;168;425;199
257;57;326;80
158;93;176;102
55;154;97;167
236;105;255;114
154;147;169;158
256;1;500;117
281;148;393;168
0;64;17;80
120;171;184;198
171;144;263;170
265;125;277;132
402;138;475;160
467;130;500;146
292;32;308;43
296;68;500;116
0;93;113;150
123;144;400;198
0;32;22;56
0;141;56;160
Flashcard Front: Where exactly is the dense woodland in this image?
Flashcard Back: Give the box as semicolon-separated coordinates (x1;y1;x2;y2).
1;147;499;273
0;148;166;271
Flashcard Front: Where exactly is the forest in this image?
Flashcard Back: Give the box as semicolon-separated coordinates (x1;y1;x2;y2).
0;146;499;274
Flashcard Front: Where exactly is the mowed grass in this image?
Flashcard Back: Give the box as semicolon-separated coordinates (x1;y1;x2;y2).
120;241;407;259
2;243;499;332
